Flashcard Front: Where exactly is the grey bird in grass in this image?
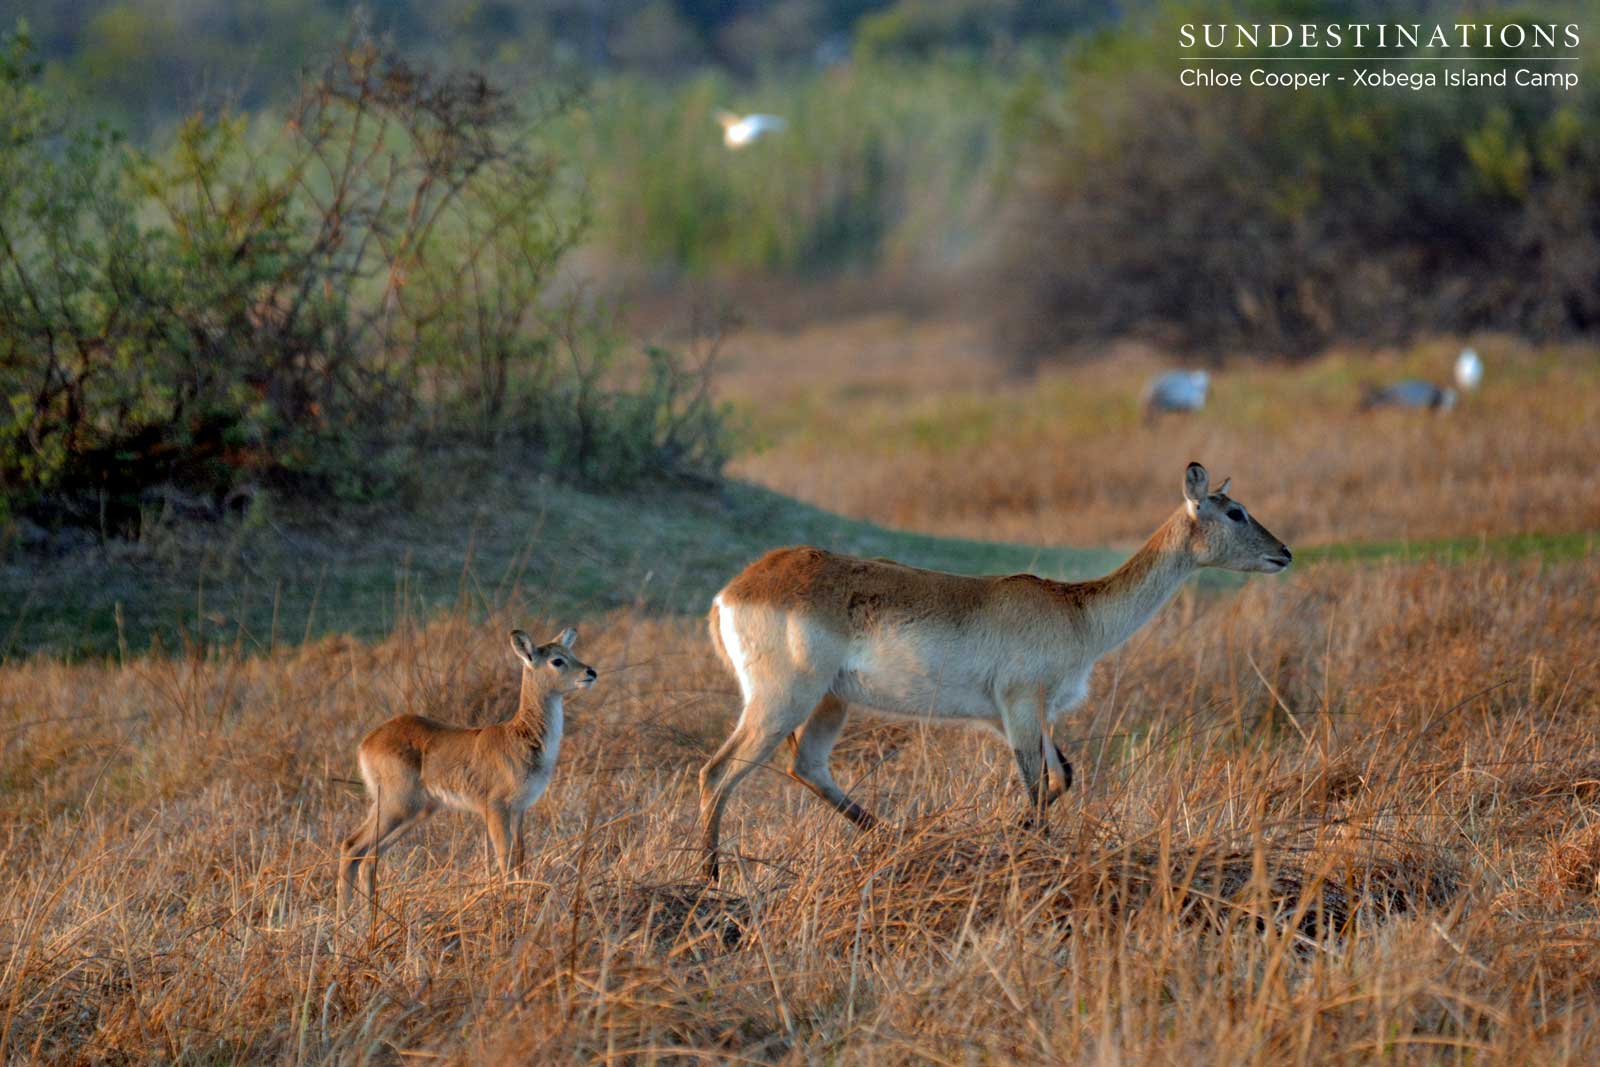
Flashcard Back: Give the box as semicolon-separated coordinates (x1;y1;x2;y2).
1360;380;1457;412
1142;370;1210;421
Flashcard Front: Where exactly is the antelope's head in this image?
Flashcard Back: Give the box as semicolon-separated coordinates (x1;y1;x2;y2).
510;627;598;692
1180;462;1292;574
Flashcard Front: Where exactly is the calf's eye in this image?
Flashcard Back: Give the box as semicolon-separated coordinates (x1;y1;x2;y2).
1225;507;1245;522
550;657;566;668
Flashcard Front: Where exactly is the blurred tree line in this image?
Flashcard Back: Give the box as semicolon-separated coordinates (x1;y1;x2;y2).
12;0;1600;378
4;0;1126;288
1000;1;1600;360
12;0;1113;133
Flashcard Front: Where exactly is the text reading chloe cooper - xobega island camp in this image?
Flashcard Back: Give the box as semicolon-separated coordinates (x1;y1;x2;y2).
1182;67;1580;91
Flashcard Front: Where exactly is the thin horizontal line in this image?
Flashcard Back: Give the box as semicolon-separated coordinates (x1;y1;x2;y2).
1182;56;1581;61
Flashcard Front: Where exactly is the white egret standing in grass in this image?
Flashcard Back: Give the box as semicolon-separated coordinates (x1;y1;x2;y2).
1455;348;1483;392
715;110;787;149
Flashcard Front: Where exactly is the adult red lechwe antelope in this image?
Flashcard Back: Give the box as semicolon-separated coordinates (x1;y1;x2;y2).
698;461;1291;882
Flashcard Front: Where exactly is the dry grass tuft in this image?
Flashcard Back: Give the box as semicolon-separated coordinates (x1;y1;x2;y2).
590;879;751;951
1538;823;1600;897
806;813;1459;952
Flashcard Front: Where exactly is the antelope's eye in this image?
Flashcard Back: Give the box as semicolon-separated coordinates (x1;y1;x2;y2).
550;657;566;668
1225;507;1245;522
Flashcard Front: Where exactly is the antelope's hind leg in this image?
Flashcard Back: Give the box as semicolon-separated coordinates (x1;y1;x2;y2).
355;801;430;910
698;679;831;883
337;808;379;918
786;693;876;830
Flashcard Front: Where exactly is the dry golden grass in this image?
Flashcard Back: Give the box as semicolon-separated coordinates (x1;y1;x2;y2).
4;553;1598;1063
719;317;1600;546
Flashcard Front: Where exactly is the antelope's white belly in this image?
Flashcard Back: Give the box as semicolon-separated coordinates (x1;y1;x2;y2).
832;664;993;720
832;632;1096;726
427;786;485;814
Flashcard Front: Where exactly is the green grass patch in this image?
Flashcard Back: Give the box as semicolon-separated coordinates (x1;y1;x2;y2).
4;474;1590;660
0;477;1120;660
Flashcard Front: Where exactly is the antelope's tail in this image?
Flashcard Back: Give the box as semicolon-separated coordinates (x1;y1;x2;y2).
707;598;731;671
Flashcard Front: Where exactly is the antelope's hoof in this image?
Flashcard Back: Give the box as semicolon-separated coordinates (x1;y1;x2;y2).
1053;743;1075;791
1020;804;1053;833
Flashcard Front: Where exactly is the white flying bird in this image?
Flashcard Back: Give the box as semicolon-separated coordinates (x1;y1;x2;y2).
716;110;787;149
1454;348;1483;392
1142;369;1210;421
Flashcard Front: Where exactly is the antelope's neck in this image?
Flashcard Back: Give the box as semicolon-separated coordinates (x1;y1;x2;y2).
512;673;563;749
1081;510;1197;656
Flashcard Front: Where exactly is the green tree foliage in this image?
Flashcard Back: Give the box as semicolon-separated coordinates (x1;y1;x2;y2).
0;27;728;532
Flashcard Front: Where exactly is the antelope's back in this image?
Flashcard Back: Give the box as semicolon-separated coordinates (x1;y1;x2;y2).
717;546;1029;636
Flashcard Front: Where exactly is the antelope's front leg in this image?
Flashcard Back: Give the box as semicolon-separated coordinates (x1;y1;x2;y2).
510;814;525;876
1018;742;1072;831
1046;737;1074;796
484;805;515;880
999;697;1052;826
1002;687;1072;828
1038;689;1073;801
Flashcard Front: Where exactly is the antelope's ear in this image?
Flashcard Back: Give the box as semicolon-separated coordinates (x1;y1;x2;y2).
510;629;539;667
1183;462;1209;505
553;627;578;649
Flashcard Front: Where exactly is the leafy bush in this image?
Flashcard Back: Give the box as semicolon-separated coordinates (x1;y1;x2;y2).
998;9;1600;362
0;27;729;533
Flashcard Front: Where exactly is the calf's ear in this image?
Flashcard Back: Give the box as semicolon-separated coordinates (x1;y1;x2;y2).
510;629;539;667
